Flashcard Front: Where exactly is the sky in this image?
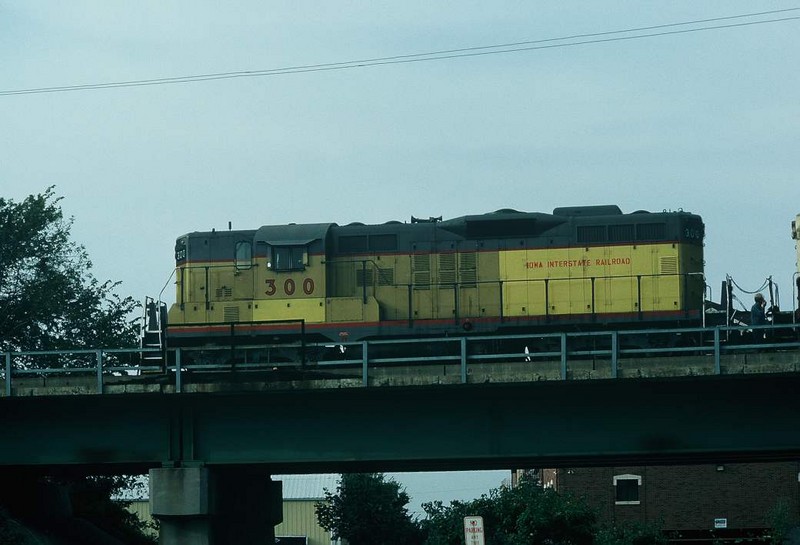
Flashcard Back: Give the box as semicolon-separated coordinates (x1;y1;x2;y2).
2;2;799;311
388;470;510;517
1;1;799;506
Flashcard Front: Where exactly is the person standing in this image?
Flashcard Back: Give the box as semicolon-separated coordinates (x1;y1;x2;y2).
751;293;767;326
751;293;768;343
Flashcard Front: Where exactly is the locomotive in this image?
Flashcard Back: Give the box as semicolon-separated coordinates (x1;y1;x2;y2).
142;205;708;363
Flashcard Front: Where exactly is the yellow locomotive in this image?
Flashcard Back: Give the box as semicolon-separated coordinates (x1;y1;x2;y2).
154;205;705;357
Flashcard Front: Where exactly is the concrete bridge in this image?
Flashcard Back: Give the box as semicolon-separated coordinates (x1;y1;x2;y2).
2;326;799;543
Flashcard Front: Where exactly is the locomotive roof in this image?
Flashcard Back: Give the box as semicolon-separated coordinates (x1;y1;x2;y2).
179;206;700;243
254;223;334;246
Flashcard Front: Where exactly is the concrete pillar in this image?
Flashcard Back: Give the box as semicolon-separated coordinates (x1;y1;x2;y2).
150;467;212;545
212;467;282;544
150;466;282;545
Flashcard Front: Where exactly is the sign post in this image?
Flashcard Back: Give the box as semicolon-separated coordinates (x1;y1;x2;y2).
464;515;485;545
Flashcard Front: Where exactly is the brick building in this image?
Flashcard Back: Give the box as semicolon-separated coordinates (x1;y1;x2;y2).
535;462;800;542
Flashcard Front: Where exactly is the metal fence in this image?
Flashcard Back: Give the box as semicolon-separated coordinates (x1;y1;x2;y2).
2;323;799;396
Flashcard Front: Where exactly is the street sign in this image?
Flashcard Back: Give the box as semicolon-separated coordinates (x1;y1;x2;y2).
464;515;485;545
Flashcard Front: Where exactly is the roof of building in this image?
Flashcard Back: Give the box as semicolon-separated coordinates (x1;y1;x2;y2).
274;474;340;501
115;473;340;502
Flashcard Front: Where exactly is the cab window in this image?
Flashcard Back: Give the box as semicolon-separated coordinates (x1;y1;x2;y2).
235;241;253;270
270;245;306;271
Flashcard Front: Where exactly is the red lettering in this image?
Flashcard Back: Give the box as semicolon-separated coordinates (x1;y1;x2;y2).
595;257;631;266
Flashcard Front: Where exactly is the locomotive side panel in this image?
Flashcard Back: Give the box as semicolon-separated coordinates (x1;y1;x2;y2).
249;225;331;325
168;231;259;327
473;246;501;319
252;252;327;324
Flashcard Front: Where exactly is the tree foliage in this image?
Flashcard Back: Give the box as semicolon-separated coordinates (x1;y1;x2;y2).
315;473;422;545
594;521;667;545
0;507;30;545
0;187;138;358
421;475;664;545
0;189;151;541
0;475;157;544
69;475;157;544
421;475;596;545
316;473;666;545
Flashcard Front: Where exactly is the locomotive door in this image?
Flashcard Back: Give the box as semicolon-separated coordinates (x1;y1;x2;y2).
435;250;457;322
411;245;434;322
456;246;479;321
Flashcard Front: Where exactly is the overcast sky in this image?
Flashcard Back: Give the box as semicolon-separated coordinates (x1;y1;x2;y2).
3;2;799;310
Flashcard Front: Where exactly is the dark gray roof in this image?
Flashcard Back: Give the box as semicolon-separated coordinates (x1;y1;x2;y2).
255;223;334;246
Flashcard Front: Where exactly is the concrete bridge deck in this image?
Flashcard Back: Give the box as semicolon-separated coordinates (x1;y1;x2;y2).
3;348;798;396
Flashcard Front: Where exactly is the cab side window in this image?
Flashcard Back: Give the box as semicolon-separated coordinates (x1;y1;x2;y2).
235;241;252;270
270;245;306;271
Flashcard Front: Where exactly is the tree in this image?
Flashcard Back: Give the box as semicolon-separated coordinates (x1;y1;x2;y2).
0;474;157;544
0;187;138;359
421;475;667;545
0;188;153;543
315;473;422;545
421;475;597;545
594;522;667;545
68;475;157;544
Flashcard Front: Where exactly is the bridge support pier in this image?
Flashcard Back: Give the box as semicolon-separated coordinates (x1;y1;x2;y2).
150;466;281;544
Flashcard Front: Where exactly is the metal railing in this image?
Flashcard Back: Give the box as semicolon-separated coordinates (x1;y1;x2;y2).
2;323;798;396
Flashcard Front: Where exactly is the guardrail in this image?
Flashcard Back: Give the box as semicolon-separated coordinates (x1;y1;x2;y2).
2;323;799;396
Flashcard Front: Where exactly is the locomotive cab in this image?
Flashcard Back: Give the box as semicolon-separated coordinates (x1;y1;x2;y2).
165;224;338;350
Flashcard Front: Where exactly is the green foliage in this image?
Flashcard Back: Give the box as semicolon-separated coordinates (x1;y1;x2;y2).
68;475;157;544
595;521;667;545
0;187;138;359
316;474;668;545
767;498;792;545
315;473;422;545
421;476;597;545
0;507;31;545
0;188;152;542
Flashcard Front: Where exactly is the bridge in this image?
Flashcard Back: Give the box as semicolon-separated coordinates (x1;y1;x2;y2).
2;324;799;544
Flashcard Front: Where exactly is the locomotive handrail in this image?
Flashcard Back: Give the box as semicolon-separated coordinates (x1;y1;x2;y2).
3;322;799;396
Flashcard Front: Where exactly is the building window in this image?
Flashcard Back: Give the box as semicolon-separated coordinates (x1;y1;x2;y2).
613;474;641;505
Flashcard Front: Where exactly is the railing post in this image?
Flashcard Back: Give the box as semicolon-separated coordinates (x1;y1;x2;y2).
96;349;104;394
714;327;721;375
637;275;643;321
611;332;618;379
175;348;182;393
560;333;568;380
361;341;369;387
460;337;467;384
499;280;504;323
5;352;11;397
